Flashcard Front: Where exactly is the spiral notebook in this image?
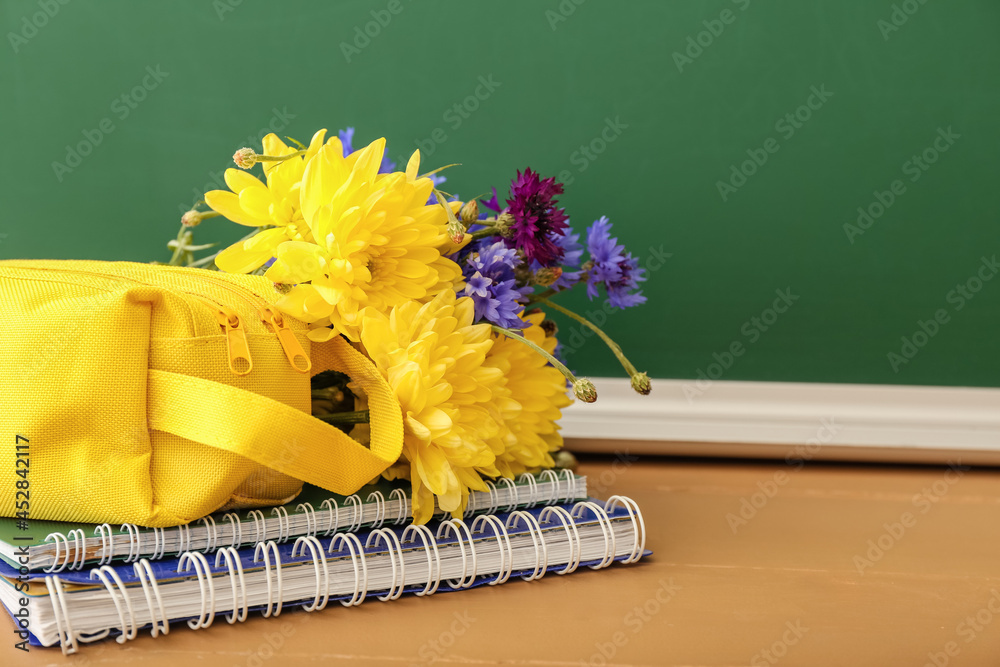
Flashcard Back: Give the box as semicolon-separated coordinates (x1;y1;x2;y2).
0;470;586;572
1;496;647;653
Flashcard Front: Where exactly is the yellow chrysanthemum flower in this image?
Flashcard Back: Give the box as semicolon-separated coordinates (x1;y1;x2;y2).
486;311;573;476
358;290;507;523
206;130;327;273
219;133;464;341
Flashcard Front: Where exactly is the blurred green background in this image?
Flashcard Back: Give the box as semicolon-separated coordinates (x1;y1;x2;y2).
2;0;998;386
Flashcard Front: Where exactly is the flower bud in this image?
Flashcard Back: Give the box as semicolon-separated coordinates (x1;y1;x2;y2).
631;371;651;395
534;266;563;287
573;378;597;403
233;147;258;169
446;220;466;245
459;199;479;224
553;450;578;470
540;319;558;337
181;210;204;227
495;212;516;239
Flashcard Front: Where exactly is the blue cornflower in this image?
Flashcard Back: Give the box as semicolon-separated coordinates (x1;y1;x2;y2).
461;241;528;328
585;216;647;309
532;227;583;291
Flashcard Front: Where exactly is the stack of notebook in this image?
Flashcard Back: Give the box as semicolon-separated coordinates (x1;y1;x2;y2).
1;470;648;654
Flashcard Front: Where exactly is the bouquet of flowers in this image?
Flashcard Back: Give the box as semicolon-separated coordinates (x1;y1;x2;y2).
167;127;650;523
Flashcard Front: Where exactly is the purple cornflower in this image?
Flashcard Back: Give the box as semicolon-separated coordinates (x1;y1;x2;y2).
585;216;647;309
503;169;570;267
461;241;527;329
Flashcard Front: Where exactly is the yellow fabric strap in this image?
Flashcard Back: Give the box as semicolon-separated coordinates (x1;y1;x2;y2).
147;337;403;494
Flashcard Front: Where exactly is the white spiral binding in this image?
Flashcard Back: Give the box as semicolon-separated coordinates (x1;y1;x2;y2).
272;506;291;543
198;515;218;553
248;509;267;546
328;533;368;606
94;524;114;566
402;524;441;596
291;536;330;611
436;519;478;589
389;488;409;525
296;502;317;537
253;541;284;617
120;524;140;563
147;527;164;561
604;495;646;564
44;529;85;573
344;494;363;532
42;489;645;653
175;523;192;556
320;498;340;536
90;565;138;642
561;468;576;501
178;551;216;630
539;469;561;506
517;472;539;508
497;476;519;511
223;512;243;548
365;528;406;601
505;510;548;581
484;481;500;515
46;575;81;654
214;547;249;624
571;501;617;569
134;559;170;637
538;505;582;575
367;491;387;529
471;515;513;585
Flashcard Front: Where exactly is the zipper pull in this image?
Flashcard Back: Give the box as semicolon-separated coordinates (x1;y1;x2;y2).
216;309;253;375
260;307;312;373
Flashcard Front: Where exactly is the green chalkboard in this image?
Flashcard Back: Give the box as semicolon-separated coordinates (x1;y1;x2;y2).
2;0;998;387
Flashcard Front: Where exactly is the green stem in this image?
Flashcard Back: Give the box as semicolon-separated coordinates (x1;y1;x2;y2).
491;325;577;384
316;410;370;425
537;297;639;378
167;225;188;266
526;288;557;304
470;226;501;241
256;150;306;163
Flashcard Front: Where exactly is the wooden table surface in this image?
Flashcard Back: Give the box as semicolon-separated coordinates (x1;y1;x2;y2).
7;454;1000;666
